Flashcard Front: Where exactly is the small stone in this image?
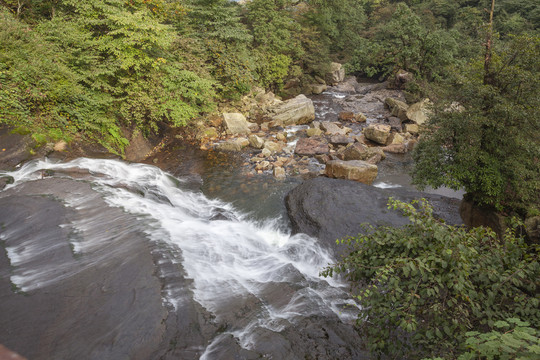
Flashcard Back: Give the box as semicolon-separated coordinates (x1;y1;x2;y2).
264;141;283;154
261;148;272;157
249;135;265;149
338;112;356;121
276;132;287;142
53;140;67;152
273;166;286;180
255;161;271;171
306;128;323;137
355;113;367;123
403;123;419;134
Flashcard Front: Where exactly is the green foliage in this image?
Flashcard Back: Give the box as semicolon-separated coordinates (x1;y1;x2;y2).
245;0;301;91
458;318;540;359
322;198;540;359
0;9;126;152
413;35;540;214
347;3;459;79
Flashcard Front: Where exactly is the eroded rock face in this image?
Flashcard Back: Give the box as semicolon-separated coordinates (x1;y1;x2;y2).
266;94;315;126
325;160;378;185
285;177;463;255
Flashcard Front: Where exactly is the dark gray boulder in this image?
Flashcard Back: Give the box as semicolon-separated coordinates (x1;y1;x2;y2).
285;177;462;255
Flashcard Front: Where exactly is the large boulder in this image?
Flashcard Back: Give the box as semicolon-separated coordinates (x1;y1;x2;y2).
325;160;378;185
327;62;345;85
285;177;462;255
385;97;409;121
266;95;315;126
125;131;153;162
406;99;432;125
363;124;392;145
223;113;252;135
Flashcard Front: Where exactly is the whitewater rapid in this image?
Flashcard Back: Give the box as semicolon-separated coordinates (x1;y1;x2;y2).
1;158;358;356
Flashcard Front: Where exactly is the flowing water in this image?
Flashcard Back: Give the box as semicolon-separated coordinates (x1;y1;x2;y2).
0;158;361;359
0;83;461;359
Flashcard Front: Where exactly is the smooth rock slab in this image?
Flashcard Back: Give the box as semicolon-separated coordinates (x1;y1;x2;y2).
325;159;378;185
285;177;463;256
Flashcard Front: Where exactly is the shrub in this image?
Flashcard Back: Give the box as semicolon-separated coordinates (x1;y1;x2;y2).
322;198;539;359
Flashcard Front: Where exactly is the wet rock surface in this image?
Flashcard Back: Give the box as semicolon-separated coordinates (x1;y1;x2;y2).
0;179;170;360
285;177;462;256
0;169;370;360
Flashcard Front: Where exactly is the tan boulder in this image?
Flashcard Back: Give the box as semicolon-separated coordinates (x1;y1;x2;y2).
406;99;432;125
325;160;378;185
223;113;251;135
266;94;315;126
403;123;419;134
385;97;409;121
363;124;392;145
249;135;265;149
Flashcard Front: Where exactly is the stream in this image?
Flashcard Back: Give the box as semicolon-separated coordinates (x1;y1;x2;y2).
0;85;461;359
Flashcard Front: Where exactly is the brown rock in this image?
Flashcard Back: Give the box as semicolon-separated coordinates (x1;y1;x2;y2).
53;140;68;152
343;143;386;162
294;138;329;156
125;131;152;162
355;113;367;123
338;112;356;121
329;135;354;146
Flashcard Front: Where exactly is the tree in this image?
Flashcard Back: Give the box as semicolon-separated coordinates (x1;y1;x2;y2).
347;3;459;79
412;34;540;215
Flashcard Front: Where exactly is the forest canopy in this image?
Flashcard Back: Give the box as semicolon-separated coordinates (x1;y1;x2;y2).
1;0;538;153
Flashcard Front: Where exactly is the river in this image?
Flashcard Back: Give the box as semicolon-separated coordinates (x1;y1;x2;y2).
0;85;460;359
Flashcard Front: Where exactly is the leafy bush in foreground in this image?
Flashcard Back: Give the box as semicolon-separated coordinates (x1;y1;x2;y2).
322;199;539;359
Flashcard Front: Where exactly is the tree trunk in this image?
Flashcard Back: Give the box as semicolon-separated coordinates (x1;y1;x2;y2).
483;0;495;85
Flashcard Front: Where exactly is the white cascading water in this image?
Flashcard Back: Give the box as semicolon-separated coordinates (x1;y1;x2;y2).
1;158;358;354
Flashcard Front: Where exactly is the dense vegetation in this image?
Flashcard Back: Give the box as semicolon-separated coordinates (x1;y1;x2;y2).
2;1;538;152
323;199;540;359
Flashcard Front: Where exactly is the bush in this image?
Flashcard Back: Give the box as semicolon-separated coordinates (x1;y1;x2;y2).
322;198;540;359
